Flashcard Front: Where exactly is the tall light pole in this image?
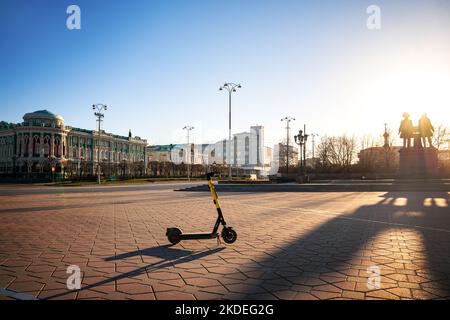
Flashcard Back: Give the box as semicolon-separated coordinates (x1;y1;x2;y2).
310;133;319;168
183;125;194;181
219;82;241;180
294;128;307;176
92;104;107;184
281;116;295;174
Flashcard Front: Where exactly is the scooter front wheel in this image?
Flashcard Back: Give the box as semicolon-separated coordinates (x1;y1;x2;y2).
221;227;237;244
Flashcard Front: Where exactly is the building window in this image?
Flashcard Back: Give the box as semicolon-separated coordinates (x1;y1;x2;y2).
256;131;260;165
223;140;226;163
24;135;30;157
33;136;40;157
54;137;61;157
43;136;50;157
234;136;238;165
245;136;249;165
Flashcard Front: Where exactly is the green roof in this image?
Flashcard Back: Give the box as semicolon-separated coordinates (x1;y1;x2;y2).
71;127;93;134
147;145;174;152
23;109;63;120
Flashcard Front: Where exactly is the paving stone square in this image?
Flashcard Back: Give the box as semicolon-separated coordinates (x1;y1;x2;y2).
0;183;449;300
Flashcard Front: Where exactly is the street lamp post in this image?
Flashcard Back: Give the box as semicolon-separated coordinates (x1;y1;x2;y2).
219;82;241;180
310;133;319;168
182;126;194;181
294;128;308;176
92;104;107;184
302;124;308;171
281;116;295;174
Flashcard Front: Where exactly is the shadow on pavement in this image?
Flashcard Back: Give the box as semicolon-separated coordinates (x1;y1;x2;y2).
237;191;450;299
44;244;224;300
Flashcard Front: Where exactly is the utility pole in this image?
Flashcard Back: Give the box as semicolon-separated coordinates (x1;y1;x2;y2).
92;104;107;184
183;125;194;181
310;133;319;168
219;82;242;180
281;116;295;174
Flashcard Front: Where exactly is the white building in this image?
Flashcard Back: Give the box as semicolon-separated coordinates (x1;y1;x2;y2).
170;143;205;165
206;126;265;167
150;125;274;176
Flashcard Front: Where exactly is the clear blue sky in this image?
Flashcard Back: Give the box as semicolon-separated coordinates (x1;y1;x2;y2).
1;0;449;146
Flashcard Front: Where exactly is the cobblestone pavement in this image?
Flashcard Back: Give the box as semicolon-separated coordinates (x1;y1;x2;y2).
0;183;449;300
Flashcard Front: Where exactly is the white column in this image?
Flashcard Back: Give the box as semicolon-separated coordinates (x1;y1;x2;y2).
20;133;24;157
28;132;32;157
67;136;71;159
61;134;66;158
65;136;69;158
16;133;20;157
59;136;63;158
78;138;81;160
40;132;44;158
51;134;55;156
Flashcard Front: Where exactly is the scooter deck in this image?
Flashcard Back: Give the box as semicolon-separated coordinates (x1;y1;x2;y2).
179;232;219;240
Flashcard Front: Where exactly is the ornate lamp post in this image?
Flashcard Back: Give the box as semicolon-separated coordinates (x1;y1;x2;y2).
294;127;308;176
281;116;295;174
92;104;107;184
219;82;242;180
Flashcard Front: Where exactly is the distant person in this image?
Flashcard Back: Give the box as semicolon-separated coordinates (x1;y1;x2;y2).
418;113;434;148
398;112;413;148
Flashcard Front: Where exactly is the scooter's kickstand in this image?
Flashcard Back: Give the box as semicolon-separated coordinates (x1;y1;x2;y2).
217;234;222;246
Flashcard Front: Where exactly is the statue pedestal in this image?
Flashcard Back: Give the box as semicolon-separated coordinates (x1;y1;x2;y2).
398;147;438;177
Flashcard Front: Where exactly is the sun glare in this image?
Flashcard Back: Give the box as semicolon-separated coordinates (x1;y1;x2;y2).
379;67;450;121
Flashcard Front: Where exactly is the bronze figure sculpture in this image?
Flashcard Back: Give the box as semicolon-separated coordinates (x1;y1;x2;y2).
418;113;434;148
398;112;413;148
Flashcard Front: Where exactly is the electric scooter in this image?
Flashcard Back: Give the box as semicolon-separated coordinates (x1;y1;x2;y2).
166;172;237;245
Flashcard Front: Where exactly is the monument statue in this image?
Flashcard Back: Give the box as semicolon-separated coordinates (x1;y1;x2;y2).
418;113;434;148
397;112;438;177
398;112;413;148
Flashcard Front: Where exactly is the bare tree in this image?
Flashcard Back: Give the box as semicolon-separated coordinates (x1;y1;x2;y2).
433;124;449;150
316;135;357;172
358;134;379;172
331;135;357;169
316;135;332;169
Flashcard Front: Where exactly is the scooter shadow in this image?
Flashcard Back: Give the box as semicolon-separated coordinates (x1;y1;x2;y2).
104;244;195;262
44;244;224;300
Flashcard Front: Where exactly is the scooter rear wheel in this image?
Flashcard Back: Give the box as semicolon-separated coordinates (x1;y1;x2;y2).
222;227;237;244
168;235;181;245
166;228;182;245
